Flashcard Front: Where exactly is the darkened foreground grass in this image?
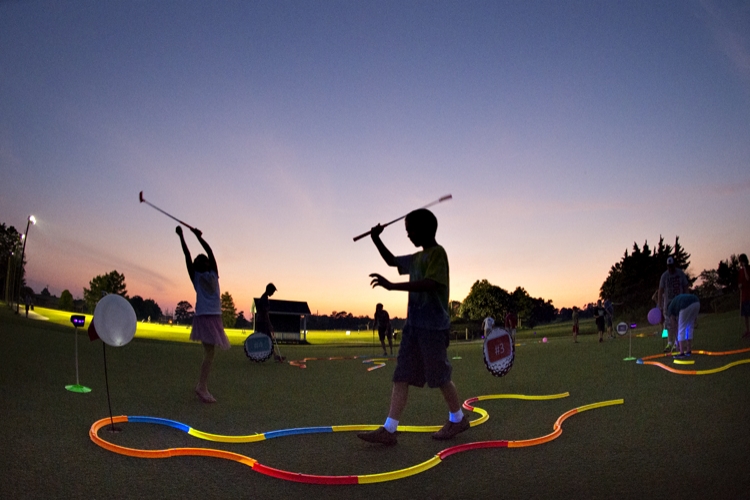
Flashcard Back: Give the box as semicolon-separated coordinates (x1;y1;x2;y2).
2;304;749;499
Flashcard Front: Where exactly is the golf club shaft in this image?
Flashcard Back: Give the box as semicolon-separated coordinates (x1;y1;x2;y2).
352;194;452;242
139;191;195;230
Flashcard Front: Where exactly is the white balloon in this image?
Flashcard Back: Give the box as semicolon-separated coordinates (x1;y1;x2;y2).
93;294;136;347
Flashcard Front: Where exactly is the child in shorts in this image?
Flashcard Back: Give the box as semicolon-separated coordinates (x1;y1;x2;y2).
357;209;468;445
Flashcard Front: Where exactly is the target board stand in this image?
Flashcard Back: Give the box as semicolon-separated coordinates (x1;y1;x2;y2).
618;322;636;361
65;315;92;393
244;332;274;362
483;327;515;376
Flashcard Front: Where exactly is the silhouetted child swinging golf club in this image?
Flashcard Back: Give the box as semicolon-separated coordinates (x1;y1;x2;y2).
176;226;231;403
356;207;469;446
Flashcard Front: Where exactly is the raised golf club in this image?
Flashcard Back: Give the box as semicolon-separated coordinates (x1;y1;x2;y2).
139;191;195;230
352;194;452;242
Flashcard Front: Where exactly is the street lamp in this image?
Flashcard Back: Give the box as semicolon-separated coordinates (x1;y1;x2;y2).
15;215;36;314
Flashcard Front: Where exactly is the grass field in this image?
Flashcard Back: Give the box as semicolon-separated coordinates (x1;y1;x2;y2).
2;303;750;499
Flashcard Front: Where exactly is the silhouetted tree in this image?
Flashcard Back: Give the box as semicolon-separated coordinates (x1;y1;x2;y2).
175;301;194;325
59;289;74;311
717;255;740;291
220;292;237;328
129;295;162;322
600;236;693;313
83;270;128;313
0;223;23;300
235;310;251;329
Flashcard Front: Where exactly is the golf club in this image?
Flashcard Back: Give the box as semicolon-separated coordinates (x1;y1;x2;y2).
352;194;452;242
271;332;286;362
139;191;195;230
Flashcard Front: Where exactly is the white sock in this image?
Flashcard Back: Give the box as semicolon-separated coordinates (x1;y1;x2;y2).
449;410;464;423
384;417;398;433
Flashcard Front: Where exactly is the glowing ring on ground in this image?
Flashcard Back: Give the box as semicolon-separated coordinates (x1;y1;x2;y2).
636;348;750;375
89;393;623;484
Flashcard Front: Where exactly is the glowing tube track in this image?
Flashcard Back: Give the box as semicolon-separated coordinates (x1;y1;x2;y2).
90;393;623;485
636;347;750;375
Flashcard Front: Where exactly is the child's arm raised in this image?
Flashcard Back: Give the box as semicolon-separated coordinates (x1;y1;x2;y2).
370;224;397;267
191;228;219;275
176;226;194;280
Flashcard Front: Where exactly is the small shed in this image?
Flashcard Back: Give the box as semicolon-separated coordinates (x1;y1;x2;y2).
252;298;311;343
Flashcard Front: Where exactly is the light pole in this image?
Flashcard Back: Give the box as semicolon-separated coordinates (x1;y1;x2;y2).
15;215;36;314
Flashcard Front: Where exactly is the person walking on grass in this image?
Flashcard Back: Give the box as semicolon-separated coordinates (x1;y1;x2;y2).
604;299;615;339
595;300;606;343
667;293;700;359
658;257;689;352
358;208;469;446
739;254;750;339
177;226;230;404
572;306;579;343
374;303;394;356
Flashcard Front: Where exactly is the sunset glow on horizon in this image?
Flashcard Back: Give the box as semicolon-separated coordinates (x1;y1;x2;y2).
2;1;749;319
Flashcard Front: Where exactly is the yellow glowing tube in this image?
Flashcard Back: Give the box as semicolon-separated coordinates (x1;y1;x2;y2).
358;455;442;484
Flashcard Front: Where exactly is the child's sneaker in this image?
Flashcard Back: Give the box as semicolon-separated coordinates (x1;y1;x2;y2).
432;416;470;440
357;427;397;446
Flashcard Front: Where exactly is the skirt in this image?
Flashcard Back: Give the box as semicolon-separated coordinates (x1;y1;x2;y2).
191;314;231;350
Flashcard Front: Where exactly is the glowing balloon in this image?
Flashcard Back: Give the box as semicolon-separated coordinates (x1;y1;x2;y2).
93;294;136;347
647;308;662;326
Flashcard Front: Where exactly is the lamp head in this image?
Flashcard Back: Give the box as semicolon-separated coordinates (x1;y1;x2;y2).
28;215;36;225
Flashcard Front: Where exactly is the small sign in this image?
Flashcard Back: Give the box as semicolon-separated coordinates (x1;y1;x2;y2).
616;322;628;336
244;332;273;362
70;315;86;327
483;327;515;377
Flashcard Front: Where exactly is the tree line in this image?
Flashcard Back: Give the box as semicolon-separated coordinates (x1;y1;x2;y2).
11;217;745;331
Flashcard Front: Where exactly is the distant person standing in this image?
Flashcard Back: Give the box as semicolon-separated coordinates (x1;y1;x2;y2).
481;316;494;338
504;310;518;343
374;303;393;356
572;306;579;343
667;293;700;358
255;283;283;361
658;257;689;352
24;293;31;318
604;299;615;339
177;226;230;404
595;300;606;343
739;254;750;339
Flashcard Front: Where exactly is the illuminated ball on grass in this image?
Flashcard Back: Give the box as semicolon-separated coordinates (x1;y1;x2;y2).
93;294;137;347
542;337;548;343
647;307;662;326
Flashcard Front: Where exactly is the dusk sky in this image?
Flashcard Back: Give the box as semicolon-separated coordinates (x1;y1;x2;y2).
2;1;749;319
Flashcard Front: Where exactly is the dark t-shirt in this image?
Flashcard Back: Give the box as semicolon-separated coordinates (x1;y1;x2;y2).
375;309;391;333
595;307;605;331
255;294;272;333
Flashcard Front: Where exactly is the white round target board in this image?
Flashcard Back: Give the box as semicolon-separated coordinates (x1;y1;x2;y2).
483;327;515;377
93;294;137;347
616;322;629;336
244;332;273;362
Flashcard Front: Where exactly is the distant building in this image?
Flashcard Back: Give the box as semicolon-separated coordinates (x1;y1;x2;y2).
252;298;311;343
